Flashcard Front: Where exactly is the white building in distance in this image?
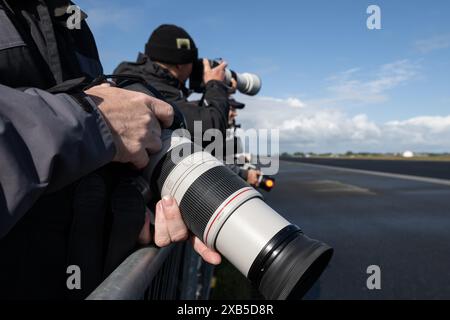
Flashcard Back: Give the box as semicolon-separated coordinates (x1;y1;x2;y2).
402;150;414;158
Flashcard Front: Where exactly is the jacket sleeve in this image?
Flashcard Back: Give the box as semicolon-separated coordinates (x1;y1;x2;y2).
0;84;116;238
201;80;230;136
177;80;230;142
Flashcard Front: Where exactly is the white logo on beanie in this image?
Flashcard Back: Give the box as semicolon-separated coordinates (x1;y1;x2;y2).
176;38;191;50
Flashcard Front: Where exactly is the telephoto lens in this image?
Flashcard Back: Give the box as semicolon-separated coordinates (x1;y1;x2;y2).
190;59;262;96
114;77;333;300
224;69;262;96
144;130;333;300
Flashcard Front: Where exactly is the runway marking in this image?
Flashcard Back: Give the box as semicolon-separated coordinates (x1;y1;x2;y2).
286;161;450;187
307;180;376;195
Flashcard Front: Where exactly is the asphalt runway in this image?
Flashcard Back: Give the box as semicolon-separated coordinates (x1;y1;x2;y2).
262;160;450;299
281;157;450;180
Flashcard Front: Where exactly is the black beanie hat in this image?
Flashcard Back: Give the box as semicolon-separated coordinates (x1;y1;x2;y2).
145;24;198;65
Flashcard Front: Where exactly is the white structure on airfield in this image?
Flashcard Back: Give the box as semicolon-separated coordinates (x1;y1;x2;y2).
402;150;414;158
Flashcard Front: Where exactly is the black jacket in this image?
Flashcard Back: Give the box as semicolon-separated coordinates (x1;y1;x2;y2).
0;0;133;299
114;53;231;146
114;54;248;178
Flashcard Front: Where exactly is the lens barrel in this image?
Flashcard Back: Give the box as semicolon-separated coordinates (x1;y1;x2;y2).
236;72;262;96
143;130;333;299
116;80;333;299
117;80;331;299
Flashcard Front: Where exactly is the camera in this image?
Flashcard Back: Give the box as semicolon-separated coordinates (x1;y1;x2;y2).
190;59;262;96
241;162;276;192
115;76;333;300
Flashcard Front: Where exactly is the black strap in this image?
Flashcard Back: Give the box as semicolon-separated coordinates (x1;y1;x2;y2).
36;0;63;83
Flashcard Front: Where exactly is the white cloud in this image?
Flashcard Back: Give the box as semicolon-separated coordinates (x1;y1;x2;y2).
386;116;450;134
236;95;450;153
231;59;445;153
415;34;450;54
257;96;306;108
384;116;450;147
325;60;419;105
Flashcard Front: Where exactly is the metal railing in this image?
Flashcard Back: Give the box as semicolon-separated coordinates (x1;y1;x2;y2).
87;242;213;300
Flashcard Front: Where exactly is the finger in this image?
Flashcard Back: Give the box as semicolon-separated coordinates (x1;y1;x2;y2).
98;81;115;88
145;136;163;154
202;58;211;73
148;116;162;137
138;209;152;245
145;97;174;128
231;78;237;89
132;149;150;169
217;61;228;71
161;196;189;242
154;201;171;247
142;115;161;139
191;236;222;265
143;119;163;154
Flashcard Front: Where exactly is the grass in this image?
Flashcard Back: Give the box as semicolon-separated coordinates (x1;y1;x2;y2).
210;259;263;300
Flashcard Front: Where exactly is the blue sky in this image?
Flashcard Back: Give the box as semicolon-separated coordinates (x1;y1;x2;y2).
77;0;450;153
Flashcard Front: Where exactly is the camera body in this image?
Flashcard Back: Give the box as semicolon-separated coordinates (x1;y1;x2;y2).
189;59;262;96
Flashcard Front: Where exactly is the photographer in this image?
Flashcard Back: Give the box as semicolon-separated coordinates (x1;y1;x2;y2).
114;24;259;185
226;98;261;187
115;24;230;142
0;1;218;299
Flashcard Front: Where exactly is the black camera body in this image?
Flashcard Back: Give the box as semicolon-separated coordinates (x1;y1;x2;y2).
189;59;261;96
189;59;224;93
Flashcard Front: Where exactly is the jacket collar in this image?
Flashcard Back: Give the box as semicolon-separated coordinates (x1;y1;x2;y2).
137;53;191;97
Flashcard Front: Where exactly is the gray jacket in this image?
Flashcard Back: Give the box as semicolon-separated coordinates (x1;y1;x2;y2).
0;1;115;238
0;85;115;238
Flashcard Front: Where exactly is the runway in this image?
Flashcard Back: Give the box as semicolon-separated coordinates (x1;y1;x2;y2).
262;160;450;299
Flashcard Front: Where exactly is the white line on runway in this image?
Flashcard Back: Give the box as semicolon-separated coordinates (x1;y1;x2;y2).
286;161;450;187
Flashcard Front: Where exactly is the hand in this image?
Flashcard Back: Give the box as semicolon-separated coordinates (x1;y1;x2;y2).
229;78;237;94
247;169;261;187
138;196;222;265
203;58;227;84
85;85;174;169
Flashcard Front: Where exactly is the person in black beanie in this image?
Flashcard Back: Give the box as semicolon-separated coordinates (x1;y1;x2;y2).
114;24;258;185
115;24;230;138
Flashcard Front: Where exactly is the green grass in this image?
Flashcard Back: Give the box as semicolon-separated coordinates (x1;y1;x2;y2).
210;259;263;300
